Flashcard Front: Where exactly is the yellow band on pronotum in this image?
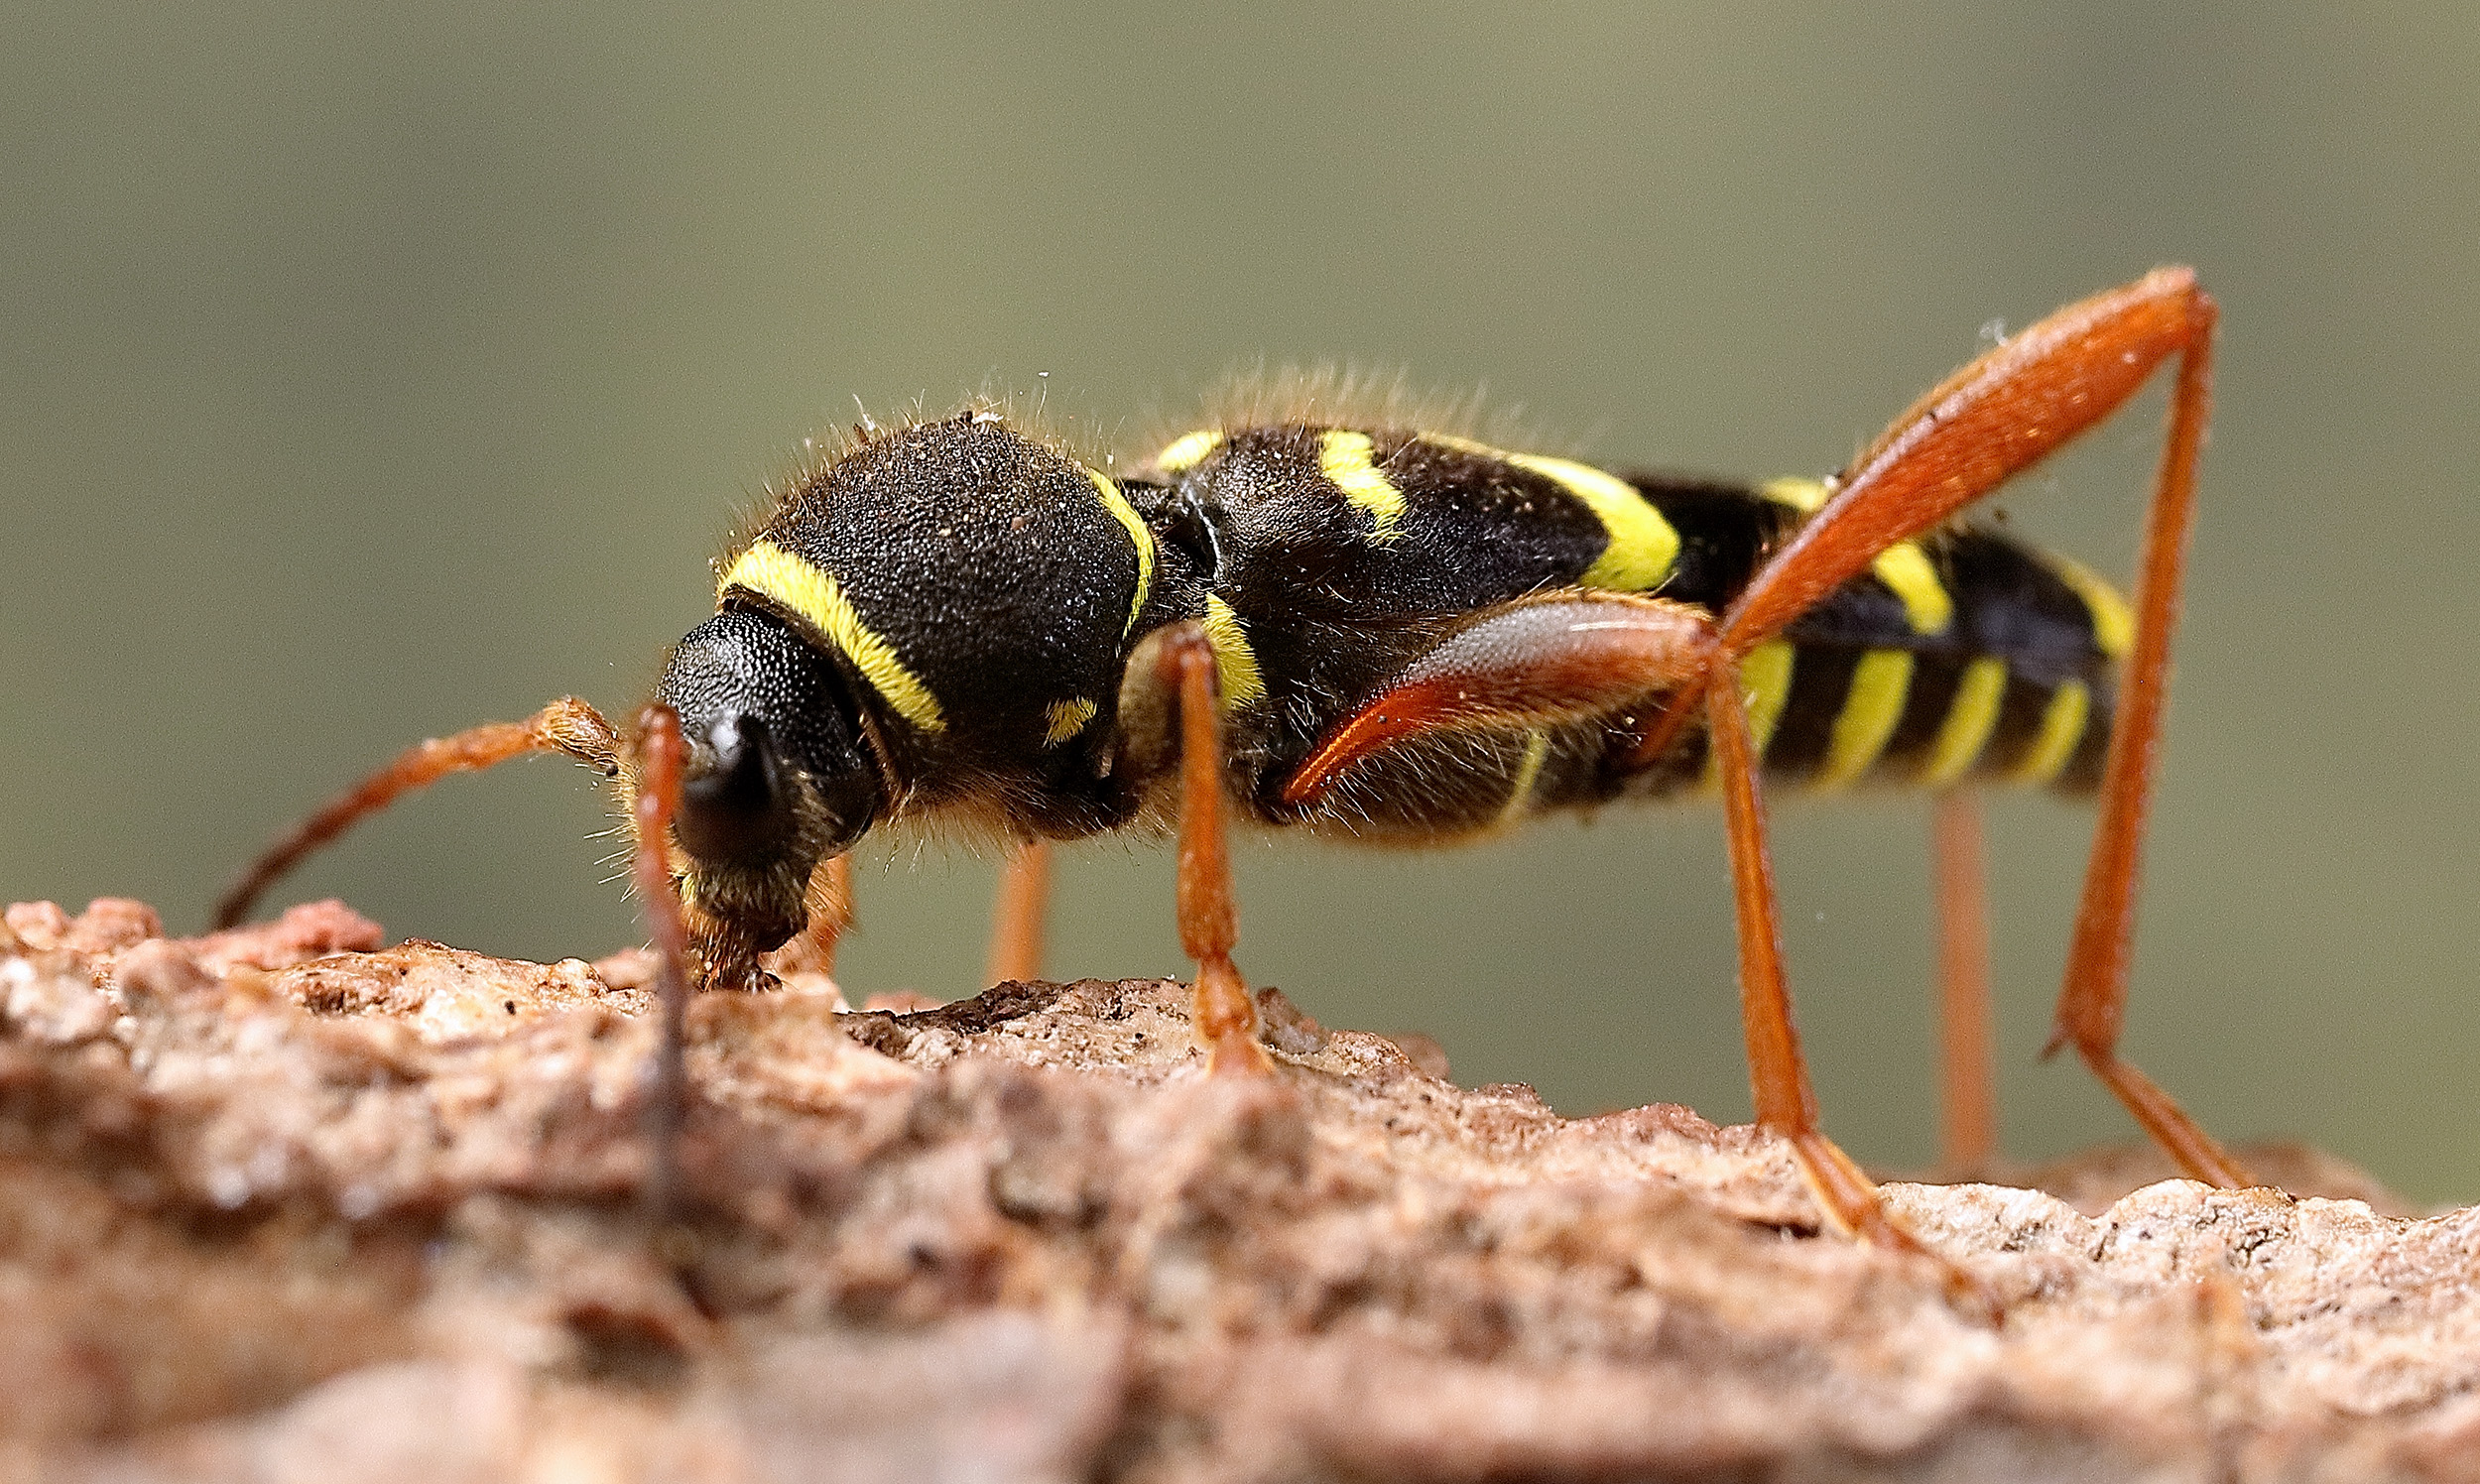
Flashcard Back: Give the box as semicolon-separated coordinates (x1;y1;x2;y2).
1085;465;1156;638
719;539;946;733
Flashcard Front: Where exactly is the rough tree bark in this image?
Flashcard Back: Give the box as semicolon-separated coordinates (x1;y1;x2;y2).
1;895;2475;1483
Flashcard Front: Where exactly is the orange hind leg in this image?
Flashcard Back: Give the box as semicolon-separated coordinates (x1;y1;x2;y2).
1288;271;2248;1262
1688;267;2248;1190
1932;791;1999;1175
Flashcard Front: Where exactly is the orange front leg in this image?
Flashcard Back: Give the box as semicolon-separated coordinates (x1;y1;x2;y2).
629;702;699;1219
1156;624;1270;1075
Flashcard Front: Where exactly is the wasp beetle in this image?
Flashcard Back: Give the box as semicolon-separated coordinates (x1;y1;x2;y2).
219;267;2232;1256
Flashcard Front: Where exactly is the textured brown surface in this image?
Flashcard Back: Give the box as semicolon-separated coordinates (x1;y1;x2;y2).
3;897;2478;1483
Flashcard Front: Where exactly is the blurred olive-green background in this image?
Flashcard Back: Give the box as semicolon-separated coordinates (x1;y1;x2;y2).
8;6;2478;1198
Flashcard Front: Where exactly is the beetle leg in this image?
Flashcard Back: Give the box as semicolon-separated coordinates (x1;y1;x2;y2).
1142;622;1269;1075
1689;266;2248;1187
985;841;1053;986
1930;791;1999;1175
630;702;697;1220
1707;656;1991;1306
765;853;854;980
1283;606;1969;1273
1280;593;1717;808
2042;305;2254;1187
1706;657;1875;1234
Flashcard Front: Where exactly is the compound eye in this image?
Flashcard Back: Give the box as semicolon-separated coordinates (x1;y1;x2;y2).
675;713;794;864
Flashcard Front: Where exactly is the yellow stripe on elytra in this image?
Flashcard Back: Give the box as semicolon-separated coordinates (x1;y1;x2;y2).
1761;477;1952;635
2043;553;2136;659
1424;432;1678;592
1198;595;1266;711
1705;638;1797;788
2010;680;2090;786
1154;429;1223;473
1759;475;1830;512
1043;697;1098;747
1919;657;2008;788
720;540;945;733
1319;431;1408;542
1084;465;1155;638
1741;640;1797;753
1812;649;1914;792
1871;544;1953;635
1497;729;1551;826
1522;453;1678;592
